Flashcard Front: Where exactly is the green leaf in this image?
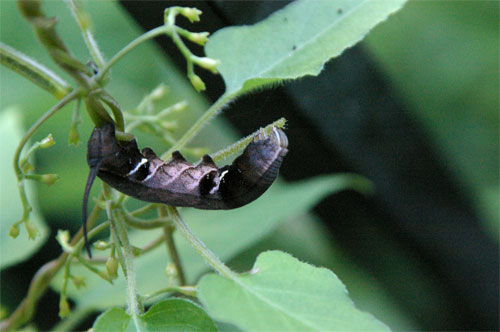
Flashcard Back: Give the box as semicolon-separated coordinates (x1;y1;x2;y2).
52;174;369;309
0;107;48;269
93;298;217;332
198;251;389;332
206;0;407;95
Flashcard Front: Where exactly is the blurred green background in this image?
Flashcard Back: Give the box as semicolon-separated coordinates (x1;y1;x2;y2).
364;0;499;237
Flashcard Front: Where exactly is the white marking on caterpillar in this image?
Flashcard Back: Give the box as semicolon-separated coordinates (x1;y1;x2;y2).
127;158;148;176
219;170;229;181
272;127;281;146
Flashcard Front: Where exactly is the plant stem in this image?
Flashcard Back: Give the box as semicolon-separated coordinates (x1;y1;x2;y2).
0;42;71;99
120;208;170;229
129;203;158;217
13;89;80;226
76;256;111;283
159;207;186;285
64;0;105;68
95;26;167;83
163;226;186;285
161;92;233;159
73;221;110;255
13;89;80;179
144;285;197;302
105;191;143;318
167;206;238;280
115;213;144;318
211;117;287;162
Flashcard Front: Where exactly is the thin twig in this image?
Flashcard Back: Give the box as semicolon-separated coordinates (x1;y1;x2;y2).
159;207;186;285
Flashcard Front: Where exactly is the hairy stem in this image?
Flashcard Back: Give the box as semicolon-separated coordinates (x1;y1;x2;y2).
103;185;143;317
159;207;186;285
211;117;287;162
64;0;105;68
120;208;170;229
144;285;197;302
167;206;237;280
0;42;71;99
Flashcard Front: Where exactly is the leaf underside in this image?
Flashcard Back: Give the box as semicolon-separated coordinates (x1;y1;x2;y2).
206;0;407;96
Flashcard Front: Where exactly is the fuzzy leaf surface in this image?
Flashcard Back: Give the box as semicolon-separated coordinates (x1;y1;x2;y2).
198;251;390;331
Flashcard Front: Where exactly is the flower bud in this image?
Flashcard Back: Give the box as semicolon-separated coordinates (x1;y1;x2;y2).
172;101;188;112
26;222;38;240
41;174;60;186
179;7;202;23
57;230;70;244
189;74;205;92
131;246;143;257
68;126;80;146
151;84;168;100
195;57;220;74
188;32;209;46
160;121;177;131
39;134;55;148
94;240;109;250
165;263;178;279
106;257;119;280
71;276;86;289
9;224;20;239
59;297;70;318
56;230;74;253
21;161;34;173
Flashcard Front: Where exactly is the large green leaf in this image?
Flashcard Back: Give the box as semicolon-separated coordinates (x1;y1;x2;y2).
52;174;370;309
0;108;48;269
228;215;418;331
198;250;389;331
93;298;217;332
206;0;407;96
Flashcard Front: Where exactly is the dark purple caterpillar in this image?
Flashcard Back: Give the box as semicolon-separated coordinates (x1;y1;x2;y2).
83;123;288;256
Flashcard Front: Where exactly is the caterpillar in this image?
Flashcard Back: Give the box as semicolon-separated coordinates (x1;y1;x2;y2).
83;122;288;256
